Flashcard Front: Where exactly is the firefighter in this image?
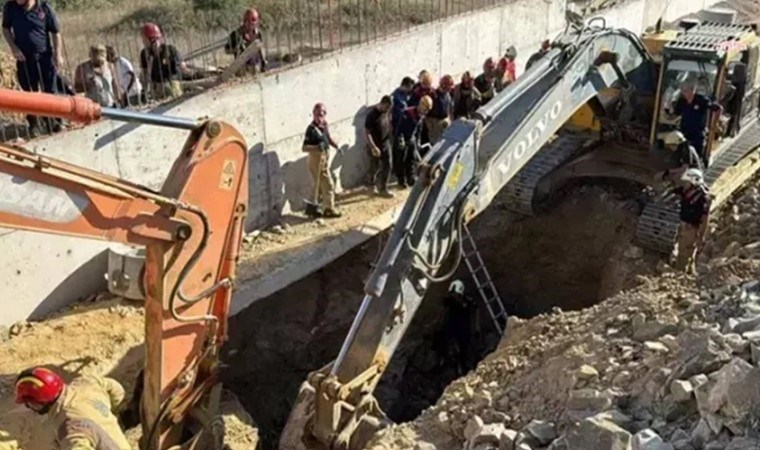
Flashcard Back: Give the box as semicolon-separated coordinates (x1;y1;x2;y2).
667;77;723;168
526;39;551;70
442;280;478;376
302;103;342;218
426;74;454;144
453;71;481;119
395;95;432;187
224;7;267;74
474;58;497;105
672;168;712;274
14;367;131;450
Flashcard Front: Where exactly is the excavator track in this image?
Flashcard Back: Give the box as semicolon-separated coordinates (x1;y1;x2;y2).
503;133;591;215
636;119;760;254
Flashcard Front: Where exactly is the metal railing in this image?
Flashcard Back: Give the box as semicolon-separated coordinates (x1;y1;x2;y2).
1;0;522;142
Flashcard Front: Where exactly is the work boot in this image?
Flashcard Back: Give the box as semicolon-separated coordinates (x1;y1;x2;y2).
377;189;395;199
323;208;342;218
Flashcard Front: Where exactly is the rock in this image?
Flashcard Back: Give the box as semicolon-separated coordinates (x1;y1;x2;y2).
661;335;680;352
644;341;670;353
9;321;27;337
515;445;533;450
596;410;634;429
670;380;694;402
632;429;673;450
722;333;749;354
724;367;760;420
743;330;760;342
675;332;731;378
0;325;8;342
437;411;450;427
547;438;568;450
751;343;760;366
465;416;485;441
634;320;678;342
726;438;760;450
414;442;436;450
473;391;494;411
722;241;742;258
469;423;506;449
576;365;599;383
690;419;712;449
688;374;709;390
499;429;518;450
727;316;760;334
270;224;286;235
524;420;557;446
242;230;261;243
565;414;632;450
705;358;754;417
567;389;613;412
672;440;695;450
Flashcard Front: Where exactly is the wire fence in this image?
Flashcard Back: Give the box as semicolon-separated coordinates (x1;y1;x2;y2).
0;0;522;142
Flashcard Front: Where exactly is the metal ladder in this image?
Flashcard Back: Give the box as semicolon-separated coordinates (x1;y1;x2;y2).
461;223;508;334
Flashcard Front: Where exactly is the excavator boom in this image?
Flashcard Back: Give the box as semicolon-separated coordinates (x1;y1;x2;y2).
0;90;249;450
282;23;657;450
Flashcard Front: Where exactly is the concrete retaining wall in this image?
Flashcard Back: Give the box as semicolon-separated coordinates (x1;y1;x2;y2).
0;0;721;325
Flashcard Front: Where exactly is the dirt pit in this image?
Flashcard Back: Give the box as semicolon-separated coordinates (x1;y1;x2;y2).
222;183;659;448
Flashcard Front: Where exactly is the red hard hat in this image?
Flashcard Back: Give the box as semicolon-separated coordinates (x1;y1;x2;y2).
15;367;64;406
440;74;455;90
497;57;509;72
313;102;327;116
142;22;162;40
483;57;496;71
244;8;260;23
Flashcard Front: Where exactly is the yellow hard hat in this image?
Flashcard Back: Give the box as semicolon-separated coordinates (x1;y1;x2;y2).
419;95;433;112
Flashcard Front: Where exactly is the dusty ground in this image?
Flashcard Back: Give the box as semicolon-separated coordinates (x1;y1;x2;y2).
368;176;760;450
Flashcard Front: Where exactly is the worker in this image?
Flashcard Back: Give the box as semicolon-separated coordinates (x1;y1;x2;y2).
389;76;415;187
224;7;267;74
411;70;435;107
73;45;117;107
441;280;478;376
474;58;497;105
302;103;342;218
139;22;183;100
453;71;481;120
667;76;723;168
659;131;703;184
496;45;517;91
395;95;432;187
526;39;551;70
365;95;394;198
2;0;65;136
14;367;131;450
106;46;143;108
672;168;712;274
426;74;454;144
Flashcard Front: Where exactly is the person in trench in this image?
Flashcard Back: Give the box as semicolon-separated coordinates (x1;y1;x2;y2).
438;280;480;376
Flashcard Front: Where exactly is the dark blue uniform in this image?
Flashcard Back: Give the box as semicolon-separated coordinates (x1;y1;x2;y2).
2;0;61;131
673;94;719;167
429;89;452;120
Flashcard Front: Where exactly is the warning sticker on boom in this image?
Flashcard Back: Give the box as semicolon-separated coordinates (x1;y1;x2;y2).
220;160;236;191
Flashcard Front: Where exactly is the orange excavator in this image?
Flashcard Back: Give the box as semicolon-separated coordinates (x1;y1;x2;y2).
0;89;248;450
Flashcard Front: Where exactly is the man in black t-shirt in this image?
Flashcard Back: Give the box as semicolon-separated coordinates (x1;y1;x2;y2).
672;168;712;274
139;22;183;100
2;0;64;136
365;95;394;197
667;78;722;168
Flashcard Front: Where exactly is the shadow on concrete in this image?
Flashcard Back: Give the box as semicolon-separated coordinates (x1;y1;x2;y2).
247;142;285;231
28;249;109;320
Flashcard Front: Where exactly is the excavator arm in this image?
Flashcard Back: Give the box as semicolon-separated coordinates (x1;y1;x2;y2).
0;91;249;450
282;23;655;450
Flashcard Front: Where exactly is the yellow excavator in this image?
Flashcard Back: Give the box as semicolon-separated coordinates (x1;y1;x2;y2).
281;16;760;450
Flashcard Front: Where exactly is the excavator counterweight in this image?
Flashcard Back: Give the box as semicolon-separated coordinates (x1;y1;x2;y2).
0;89;249;450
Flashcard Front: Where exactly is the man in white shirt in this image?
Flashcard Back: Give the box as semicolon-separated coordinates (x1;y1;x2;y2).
73;44;116;107
106;45;143;107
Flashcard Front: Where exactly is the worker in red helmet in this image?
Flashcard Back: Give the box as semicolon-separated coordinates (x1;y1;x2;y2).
453;71;482;120
139;22;184;100
15;367;131;449
526;39;551;70
224;7;268;74
426;74;454;144
495;45;517;92
302;103;342;218
474;57;497;105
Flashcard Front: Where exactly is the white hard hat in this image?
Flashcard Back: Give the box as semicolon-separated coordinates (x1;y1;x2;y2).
663;131;687;147
505;45;517;59
449;280;465;294
681;168;704;185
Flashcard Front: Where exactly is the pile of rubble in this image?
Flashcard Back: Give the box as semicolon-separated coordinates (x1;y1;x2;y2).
368;181;760;450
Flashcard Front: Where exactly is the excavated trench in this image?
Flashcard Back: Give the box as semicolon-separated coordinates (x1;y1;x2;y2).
221;182;661;449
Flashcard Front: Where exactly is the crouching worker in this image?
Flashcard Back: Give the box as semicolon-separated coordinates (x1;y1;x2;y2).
673;169;712;275
15;367;131;450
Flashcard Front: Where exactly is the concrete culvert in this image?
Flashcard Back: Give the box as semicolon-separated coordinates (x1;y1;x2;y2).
221;183;662;449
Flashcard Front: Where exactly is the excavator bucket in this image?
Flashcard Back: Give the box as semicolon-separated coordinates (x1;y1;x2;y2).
280;382;316;450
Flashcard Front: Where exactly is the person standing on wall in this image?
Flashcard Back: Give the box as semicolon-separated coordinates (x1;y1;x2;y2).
411;70;435;107
389;76;415;187
453;71;482;120
106;45;143;108
365;95;395;198
474;58;497;106
73;45;117;107
302;103;342;218
395;95;433;187
495;45;517;92
2;0;65;137
139;22;184;101
225;7;267;74
426;74;454;144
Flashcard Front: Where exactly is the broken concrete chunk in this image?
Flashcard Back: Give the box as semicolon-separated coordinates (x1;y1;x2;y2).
576;365;600;383
499;429;518;450
743;330;760;343
724;367;760;420
414;442;437;450
464;416;485;442
690;419;712;449
705;358;754;416
523;420;557;446
672;440;695;450
634;321;678;342
670;380;694;403
469;423;507;449
725;438;760;450
660;335;680;352
565;414;632;450
567;388;613;412
644;341;670;353
676;332;732;379
722;333;749;354
515;444;533;450
727;316;760;334
751;343;760;366
632;429;673;450
688;374;709;390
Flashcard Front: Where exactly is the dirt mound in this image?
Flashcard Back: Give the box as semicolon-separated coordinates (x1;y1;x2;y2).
368;178;760;450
